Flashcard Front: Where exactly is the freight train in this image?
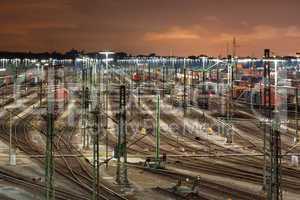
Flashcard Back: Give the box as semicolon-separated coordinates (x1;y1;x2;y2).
234;84;300;109
0;71;39;88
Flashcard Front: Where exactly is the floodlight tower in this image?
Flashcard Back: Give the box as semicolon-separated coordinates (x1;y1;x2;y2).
99;51;114;168
100;51;114;78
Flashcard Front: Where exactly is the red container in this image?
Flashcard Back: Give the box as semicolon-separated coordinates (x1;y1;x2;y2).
132;72;141;81
55;87;69;103
255;85;282;106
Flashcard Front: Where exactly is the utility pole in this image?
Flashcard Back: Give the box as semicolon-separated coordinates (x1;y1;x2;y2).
174;58;177;82
45;103;54;200
9;111;13;165
183;59;187;115
8;72;17;166
269;113;282;200
155;94;161;168
105;72;109;168
39;64;44;107
269;58;282;200
217;67;220;95
263;49;282;200
190;70;194;105
226;55;233;144
138;81;141;108
202;70;206;108
81;64;87;150
232;37;236;57
296;88;299;142
232;37;240;80
165;62;169;82
45;64;55;200
263;49;269;192
24;60;28;94
148;63;151;81
9;111;11;161
39;71;43;107
162;65;165;98
91;108;100;200
116;85;129;186
172;57;176;82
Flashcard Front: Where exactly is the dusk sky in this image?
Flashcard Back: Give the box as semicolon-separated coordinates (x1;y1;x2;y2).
1;0;300;56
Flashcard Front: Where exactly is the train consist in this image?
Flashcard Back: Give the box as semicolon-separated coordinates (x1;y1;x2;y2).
52;86;69;118
0;72;39;88
177;65;300;110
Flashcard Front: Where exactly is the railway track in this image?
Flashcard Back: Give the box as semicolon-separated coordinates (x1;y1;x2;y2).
106;85;269;198
106;83;300;194
0;90;127;200
128;163;265;200
0;169;88;200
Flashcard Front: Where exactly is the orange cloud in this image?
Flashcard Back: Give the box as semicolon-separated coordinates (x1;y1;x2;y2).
144;26;200;41
212;25;300;43
285;26;300;38
203;16;219;22
144;24;300;44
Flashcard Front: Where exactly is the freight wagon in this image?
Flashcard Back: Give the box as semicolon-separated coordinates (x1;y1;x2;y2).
53;87;69;118
241;85;291;108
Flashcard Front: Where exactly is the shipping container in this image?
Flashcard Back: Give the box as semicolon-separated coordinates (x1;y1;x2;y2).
132;72;141;82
